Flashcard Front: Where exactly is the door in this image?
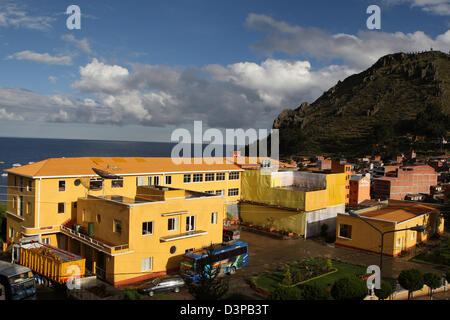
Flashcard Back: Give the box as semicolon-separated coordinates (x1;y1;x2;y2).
96;251;106;280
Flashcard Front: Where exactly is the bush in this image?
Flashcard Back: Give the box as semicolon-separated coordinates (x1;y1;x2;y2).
300;283;331;300
374;280;393;300
123;289;145;300
424;272;442;298
398;269;424;300
268;285;302;300
330;276;368;301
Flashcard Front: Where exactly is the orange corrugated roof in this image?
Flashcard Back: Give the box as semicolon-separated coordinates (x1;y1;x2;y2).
360;202;439;223
5;157;244;178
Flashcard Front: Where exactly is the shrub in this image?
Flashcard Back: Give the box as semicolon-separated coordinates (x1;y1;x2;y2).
268;285;302;300
424;272;442;299
374;280;393;300
300;283;331;300
330;276;368;301
281;265;293;286
398;269;424;300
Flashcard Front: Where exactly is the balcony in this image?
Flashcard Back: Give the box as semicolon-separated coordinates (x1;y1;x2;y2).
160;230;208;242
60;225;130;256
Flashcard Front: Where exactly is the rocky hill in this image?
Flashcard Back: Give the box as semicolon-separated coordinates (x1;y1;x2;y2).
273;51;450;157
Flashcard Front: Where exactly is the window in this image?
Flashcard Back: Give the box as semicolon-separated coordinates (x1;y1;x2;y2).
183;174;191;183
185;248;194;253
193;174;203;183
74;179;81;186
18;177;24;192
147;176;152;185
114;220;122;234
186;216;196;232
205;190;215;194
57;202;65;214
12;197;15;208
18;196;24;217
228;188;239;196
216;173;225;181
154;176;160;185
396;238;401;247
168;217;178;231
141;257;153;272
26;202;31;214
142;221;153;235
111;177;123;188
136;176;146;186
82;209;87;222
170;246;177;254
58;180;66;192
339;224;352;239
211;212;218;224
9;227;13;239
165;175;172;185
42;238;50;245
229;172;240;180
90;178;103;190
96;214;101;224
27;180;32;192
216;190;224;196
205;173;215;181
411;232;414;241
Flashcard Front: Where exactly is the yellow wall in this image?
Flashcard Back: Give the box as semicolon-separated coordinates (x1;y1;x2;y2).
336;212;445;256
239;203;306;235
76;194;225;285
6;169;241;242
241;170;345;212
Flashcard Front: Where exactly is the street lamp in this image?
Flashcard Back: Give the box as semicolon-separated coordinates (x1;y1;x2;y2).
348;210;426;279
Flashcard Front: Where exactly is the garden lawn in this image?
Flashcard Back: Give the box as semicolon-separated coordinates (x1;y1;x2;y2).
412;234;450;266
254;259;367;294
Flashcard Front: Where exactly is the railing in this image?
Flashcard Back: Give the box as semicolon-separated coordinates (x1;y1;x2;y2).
60;225;129;253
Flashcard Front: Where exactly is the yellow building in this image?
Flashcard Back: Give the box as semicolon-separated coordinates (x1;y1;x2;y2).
335;200;444;257
240;169;346;237
4;157;242;285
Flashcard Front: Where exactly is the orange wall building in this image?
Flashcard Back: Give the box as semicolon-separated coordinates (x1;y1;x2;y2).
331;160;354;206
349;175;371;208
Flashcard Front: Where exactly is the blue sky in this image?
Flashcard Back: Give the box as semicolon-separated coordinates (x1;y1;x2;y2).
0;0;449;142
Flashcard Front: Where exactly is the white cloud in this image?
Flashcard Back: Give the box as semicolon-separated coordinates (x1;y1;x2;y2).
7;50;72;65
61;34;92;54
0;108;24;121
246;13;450;68
48;76;57;83
382;0;450;16
72;58;129;93
0;2;54;30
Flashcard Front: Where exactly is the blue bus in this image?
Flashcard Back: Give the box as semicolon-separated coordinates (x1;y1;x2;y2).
180;241;248;283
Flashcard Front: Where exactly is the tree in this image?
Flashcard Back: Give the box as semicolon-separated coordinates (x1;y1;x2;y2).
184;245;229;300
423;272;442;299
281;265;293;286
300;283;331;300
398;269;424;300
374;280;393;300
268;285;302;300
330;276;368;300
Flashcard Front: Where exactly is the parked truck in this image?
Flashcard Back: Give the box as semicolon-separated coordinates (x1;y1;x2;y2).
12;238;85;287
